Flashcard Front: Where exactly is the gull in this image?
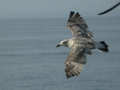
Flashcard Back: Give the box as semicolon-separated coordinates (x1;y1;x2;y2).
56;11;109;79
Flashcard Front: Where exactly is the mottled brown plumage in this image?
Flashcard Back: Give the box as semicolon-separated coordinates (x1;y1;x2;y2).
67;11;93;38
65;46;86;78
56;11;109;79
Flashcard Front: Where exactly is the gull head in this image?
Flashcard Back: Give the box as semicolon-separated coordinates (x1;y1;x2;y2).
56;39;69;47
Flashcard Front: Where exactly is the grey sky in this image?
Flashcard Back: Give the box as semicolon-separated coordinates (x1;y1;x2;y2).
0;0;119;18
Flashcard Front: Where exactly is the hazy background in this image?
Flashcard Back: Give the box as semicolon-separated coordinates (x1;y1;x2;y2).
0;0;120;18
0;0;120;90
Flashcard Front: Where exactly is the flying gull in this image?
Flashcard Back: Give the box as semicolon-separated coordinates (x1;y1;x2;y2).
56;11;109;79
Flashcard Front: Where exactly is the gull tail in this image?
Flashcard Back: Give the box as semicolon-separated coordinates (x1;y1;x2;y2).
96;41;109;52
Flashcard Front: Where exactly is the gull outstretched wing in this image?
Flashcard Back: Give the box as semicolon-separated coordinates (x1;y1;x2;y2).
65;46;86;79
67;11;93;38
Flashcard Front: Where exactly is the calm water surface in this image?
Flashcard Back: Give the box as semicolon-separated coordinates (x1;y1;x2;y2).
0;17;120;90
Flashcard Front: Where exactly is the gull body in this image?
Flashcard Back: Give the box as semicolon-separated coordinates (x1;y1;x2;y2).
56;11;109;78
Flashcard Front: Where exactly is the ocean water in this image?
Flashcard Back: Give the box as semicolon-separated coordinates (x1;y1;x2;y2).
0;17;120;90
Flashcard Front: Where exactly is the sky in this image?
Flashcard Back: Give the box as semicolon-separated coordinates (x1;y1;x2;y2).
0;0;119;18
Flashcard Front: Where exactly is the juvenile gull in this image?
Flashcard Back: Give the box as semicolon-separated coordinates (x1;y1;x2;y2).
56;11;109;79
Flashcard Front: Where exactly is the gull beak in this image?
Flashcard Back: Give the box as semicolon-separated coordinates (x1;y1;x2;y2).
56;44;60;47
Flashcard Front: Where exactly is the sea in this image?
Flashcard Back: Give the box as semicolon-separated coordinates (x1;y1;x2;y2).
0;17;120;90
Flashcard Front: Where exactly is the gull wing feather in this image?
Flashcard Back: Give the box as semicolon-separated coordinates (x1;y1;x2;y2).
67;11;93;38
65;46;86;78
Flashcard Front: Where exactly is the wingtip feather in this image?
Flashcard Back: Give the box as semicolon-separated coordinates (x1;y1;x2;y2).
75;12;80;18
65;62;83;79
69;11;75;18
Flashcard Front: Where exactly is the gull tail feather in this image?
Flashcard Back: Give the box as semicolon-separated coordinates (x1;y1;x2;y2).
96;41;109;52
